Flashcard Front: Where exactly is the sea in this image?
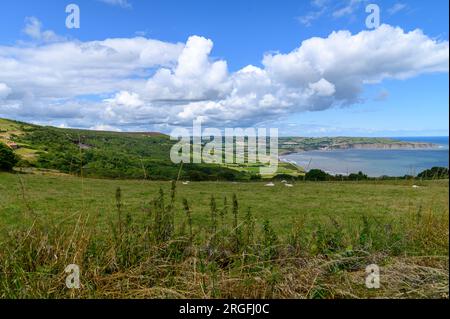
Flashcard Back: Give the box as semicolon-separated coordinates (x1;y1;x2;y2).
281;136;449;177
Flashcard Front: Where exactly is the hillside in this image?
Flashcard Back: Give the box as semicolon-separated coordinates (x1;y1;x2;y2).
0;118;438;180
0;118;253;181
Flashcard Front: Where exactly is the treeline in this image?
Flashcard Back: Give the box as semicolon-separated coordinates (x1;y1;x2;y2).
299;167;449;181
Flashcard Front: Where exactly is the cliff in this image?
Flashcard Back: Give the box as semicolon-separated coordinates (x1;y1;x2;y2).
324;142;436;150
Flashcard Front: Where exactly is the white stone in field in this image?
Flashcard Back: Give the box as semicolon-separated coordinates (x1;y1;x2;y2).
285;183;294;187
265;182;275;187
412;185;419;188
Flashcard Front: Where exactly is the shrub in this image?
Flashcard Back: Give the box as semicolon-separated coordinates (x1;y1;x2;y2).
261;220;279;260
0;142;18;171
305;169;330;181
348;171;368;181
418;167;449;179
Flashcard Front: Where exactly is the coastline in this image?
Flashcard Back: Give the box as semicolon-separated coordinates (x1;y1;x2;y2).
279;142;439;156
279;138;448;177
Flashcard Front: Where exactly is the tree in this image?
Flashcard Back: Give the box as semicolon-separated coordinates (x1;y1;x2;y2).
417;167;449;180
305;169;330;181
348;171;368;181
0;142;18;171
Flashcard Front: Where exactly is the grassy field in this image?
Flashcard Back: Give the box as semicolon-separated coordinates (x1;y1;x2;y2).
0;119;39;163
0;172;448;298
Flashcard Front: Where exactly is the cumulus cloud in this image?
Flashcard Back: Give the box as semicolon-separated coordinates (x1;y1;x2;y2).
0;36;184;99
145;36;229;101
262;25;448;107
105;91;144;108
309;79;336;96
0;22;448;130
0;83;12;100
23;17;65;43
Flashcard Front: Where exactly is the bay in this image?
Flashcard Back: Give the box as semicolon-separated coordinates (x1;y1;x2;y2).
281;137;449;177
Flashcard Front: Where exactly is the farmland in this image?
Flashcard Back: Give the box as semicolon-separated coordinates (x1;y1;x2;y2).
0;172;448;298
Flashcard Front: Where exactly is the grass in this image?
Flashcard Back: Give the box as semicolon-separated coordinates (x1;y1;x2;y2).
1;172;447;233
0;172;448;299
0;118;38;162
222;161;303;178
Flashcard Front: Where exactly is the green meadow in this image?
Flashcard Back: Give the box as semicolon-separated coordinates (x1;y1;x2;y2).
0;172;448;233
0;172;448;298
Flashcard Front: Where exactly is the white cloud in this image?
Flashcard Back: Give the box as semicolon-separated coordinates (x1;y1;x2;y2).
0;36;184;99
90;124;123;132
0;83;12;100
298;9;326;27
98;0;132;9
23;17;64;43
332;0;363;18
309;79;336;96
300;0;367;26
388;3;407;15
145;36;229;101
298;0;329;27
105;91;144;108
0;22;448;130
263;25;448;106
312;0;329;8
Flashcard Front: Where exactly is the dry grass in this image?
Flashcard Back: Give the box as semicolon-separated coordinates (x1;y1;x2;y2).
0;182;448;298
0;176;448;299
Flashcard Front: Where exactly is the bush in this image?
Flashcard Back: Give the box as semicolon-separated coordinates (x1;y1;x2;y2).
0;142;18;171
305;169;330;181
272;173;296;181
348;171;368;181
417;167;449;179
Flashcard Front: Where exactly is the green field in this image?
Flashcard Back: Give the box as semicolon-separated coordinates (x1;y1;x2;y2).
0;172;448;298
0;172;448;233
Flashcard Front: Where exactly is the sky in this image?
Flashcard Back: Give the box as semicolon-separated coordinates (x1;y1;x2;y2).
0;0;448;136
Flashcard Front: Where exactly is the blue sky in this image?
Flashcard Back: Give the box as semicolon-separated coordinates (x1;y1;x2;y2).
0;0;448;136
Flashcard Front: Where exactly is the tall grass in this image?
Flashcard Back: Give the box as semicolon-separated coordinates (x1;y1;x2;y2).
0;180;448;299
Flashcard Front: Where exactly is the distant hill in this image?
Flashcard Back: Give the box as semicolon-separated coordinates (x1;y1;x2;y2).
1;118;436;180
278;136;437;154
0;118;253;181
